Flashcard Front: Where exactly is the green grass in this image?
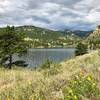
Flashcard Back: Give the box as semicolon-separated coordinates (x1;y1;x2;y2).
0;50;100;100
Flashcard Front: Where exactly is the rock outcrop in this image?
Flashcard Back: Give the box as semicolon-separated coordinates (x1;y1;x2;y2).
90;25;100;38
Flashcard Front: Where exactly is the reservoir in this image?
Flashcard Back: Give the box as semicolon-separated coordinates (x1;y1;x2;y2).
13;48;75;67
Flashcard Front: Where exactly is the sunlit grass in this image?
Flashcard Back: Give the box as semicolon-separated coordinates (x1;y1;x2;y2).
0;50;100;99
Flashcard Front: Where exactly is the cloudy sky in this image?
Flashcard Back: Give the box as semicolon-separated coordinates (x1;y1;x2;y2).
0;0;100;30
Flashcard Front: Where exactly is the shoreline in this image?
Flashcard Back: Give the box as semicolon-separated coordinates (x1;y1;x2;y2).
29;46;76;49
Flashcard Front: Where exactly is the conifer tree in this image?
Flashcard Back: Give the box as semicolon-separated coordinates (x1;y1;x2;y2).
0;26;29;69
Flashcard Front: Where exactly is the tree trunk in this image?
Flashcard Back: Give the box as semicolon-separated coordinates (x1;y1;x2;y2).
9;54;12;69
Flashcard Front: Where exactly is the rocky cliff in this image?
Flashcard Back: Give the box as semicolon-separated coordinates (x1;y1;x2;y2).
90;25;100;38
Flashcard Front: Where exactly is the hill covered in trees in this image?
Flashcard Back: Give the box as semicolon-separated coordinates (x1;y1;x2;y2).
64;29;92;37
0;25;81;48
0;25;96;48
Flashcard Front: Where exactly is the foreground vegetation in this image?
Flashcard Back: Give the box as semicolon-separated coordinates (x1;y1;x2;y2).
0;50;100;100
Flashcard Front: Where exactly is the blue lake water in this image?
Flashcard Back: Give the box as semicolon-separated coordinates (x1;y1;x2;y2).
13;48;75;67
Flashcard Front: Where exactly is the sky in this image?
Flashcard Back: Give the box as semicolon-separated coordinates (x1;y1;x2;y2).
0;0;100;30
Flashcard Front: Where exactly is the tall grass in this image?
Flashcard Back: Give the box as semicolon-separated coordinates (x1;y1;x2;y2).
0;50;100;100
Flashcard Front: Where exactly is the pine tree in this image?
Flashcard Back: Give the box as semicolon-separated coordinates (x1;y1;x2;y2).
75;42;88;56
0;26;29;69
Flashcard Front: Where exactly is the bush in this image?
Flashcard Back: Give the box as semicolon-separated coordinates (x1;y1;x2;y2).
41;59;53;69
63;74;100;100
75;42;88;56
43;63;62;76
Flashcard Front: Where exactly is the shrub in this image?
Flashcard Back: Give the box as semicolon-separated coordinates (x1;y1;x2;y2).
41;59;53;69
75;42;88;56
44;63;62;76
63;74;100;100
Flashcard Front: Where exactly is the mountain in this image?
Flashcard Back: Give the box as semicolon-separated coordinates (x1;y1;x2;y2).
1;25;93;48
15;25;92;38
15;25;81;41
72;30;92;37
64;29;93;37
0;25;92;38
16;26;80;47
15;25;65;40
0;25;79;48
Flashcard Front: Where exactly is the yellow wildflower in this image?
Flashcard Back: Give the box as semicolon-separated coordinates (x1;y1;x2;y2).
67;95;70;98
7;98;10;100
74;81;77;84
69;89;73;93
29;95;34;100
87;76;92;81
92;83;96;86
28;81;32;85
74;95;78;100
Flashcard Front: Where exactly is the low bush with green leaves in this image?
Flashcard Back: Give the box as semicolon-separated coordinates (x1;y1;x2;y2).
63;74;100;100
41;59;53;69
43;63;62;76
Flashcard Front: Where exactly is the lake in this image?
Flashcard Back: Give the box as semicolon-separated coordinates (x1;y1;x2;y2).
13;48;75;68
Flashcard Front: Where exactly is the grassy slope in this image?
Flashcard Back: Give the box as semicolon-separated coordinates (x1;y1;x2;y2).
0;51;100;99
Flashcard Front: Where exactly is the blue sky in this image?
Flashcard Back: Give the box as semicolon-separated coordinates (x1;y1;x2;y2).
0;0;100;30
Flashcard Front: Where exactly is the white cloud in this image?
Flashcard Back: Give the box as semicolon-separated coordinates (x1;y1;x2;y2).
86;12;100;23
0;0;100;30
